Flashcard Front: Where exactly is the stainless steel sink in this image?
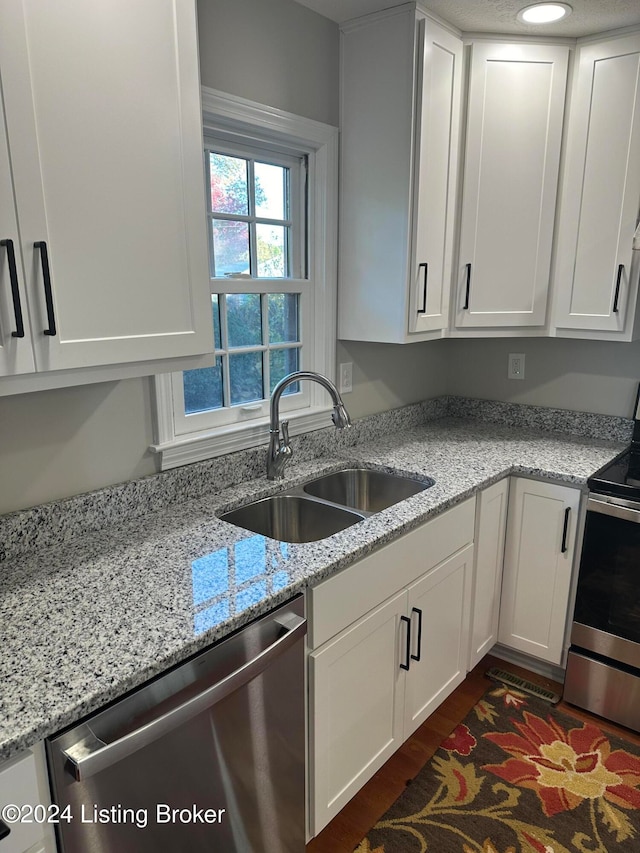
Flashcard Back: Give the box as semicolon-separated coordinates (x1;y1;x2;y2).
303;468;433;513
218;494;364;543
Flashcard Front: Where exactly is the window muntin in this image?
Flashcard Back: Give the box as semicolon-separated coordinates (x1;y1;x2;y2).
182;293;301;417
206;143;304;281
172;138;309;435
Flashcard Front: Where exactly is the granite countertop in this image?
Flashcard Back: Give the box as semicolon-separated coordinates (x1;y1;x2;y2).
0;412;627;762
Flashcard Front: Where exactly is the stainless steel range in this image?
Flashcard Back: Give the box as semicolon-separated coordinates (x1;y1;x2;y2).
564;389;640;732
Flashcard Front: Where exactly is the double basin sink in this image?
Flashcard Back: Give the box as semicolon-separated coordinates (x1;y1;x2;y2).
219;467;434;543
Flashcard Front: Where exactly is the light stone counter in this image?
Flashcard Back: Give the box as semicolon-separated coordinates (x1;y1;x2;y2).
0;399;630;762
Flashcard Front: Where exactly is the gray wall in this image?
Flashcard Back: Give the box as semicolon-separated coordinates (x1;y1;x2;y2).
445;337;640;419
337;340;448;420
197;0;339;126
0;380;156;516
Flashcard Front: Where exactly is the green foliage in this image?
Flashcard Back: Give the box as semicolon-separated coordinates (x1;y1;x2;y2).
183;294;300;414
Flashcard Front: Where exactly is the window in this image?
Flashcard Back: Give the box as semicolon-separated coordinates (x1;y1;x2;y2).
152;89;338;469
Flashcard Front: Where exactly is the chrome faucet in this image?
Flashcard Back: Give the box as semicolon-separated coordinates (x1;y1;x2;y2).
267;371;352;480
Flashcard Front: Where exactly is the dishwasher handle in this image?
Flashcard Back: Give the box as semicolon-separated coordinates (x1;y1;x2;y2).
62;612;306;781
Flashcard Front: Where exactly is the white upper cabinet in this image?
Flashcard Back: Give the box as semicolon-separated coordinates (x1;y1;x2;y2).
455;42;569;331
553;33;640;339
338;6;463;343
0;0;212;379
0;103;35;377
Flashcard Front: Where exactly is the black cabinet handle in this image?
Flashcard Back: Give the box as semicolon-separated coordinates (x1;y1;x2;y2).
400;615;411;671
613;264;624;314
410;607;422;662
463;263;471;309
0;816;10;840
34;241;56;336
418;263;428;314
0;238;25;338
561;507;571;553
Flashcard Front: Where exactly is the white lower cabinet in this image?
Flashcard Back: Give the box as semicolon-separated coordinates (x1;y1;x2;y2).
403;547;472;734
468;478;509;670
308;499;475;835
0;745;56;853
309;592;406;834
498;477;581;666
307;477;583;837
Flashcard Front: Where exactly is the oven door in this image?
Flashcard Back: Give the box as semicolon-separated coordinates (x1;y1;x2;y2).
571;494;640;668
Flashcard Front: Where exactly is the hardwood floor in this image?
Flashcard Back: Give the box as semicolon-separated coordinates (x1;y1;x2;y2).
306;653;640;853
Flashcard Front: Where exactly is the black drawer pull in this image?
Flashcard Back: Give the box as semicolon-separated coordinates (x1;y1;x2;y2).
613;264;624;314
561;507;571;553
418;263;428;314
400;615;411;671
0;816;10;840
463;263;471;309
35;241;56;336
410;607;423;662
0;238;25;337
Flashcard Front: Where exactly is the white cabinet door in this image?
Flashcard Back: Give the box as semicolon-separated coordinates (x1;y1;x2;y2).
0;102;35;377
553;34;640;338
455;43;569;329
310;591;406;834
409;19;463;335
0;0;212;373
469;478;509;669
403;544;473;737
498;478;581;665
338;7;462;343
0;750;48;853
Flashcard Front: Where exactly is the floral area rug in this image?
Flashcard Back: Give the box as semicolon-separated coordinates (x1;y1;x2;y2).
355;684;640;853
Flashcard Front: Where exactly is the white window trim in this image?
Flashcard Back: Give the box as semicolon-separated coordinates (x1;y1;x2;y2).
150;87;338;470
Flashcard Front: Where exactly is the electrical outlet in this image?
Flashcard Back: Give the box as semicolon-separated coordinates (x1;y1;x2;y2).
508;353;525;380
339;362;353;393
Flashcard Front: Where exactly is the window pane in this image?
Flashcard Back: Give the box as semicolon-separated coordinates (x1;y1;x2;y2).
210;153;248;215
183;357;223;414
229;351;263;405
255;162;287;219
270;348;300;395
257;224;287;277
212;294;221;350
212;220;249;276
227;293;262;348
268;293;299;343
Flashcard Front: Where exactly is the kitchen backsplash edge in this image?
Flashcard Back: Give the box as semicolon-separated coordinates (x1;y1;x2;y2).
0;396;631;565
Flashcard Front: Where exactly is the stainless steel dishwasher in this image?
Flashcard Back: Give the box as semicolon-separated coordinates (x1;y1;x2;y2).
46;595;306;853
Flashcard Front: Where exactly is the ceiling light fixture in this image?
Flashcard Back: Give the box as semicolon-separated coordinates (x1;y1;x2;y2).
517;3;572;24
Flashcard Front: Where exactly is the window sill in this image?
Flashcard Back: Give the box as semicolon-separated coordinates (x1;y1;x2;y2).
150;405;335;470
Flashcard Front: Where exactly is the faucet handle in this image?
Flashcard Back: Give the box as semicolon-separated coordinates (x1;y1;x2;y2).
280;420;290;447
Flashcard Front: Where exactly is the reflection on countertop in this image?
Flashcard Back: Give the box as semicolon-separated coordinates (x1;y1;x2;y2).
192;536;291;635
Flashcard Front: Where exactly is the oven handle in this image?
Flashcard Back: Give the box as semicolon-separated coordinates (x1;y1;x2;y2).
587;496;640;523
61;613;306;781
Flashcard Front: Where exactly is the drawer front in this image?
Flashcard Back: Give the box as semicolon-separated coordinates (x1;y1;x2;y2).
309;497;475;649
